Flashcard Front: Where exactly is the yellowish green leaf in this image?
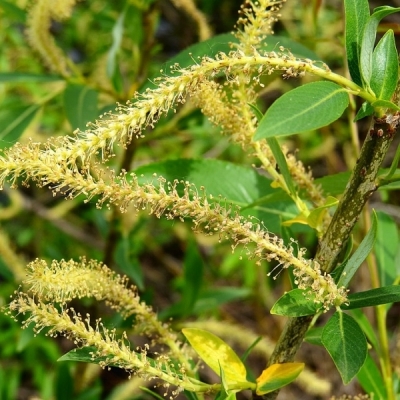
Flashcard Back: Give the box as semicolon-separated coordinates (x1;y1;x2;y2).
282;214;308;227
307;196;338;230
283;196;338;231
256;363;304;395
182;328;248;384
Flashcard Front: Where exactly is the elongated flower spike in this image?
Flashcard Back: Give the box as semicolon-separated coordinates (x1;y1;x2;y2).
6;292;209;394
234;0;285;55
26;0;79;77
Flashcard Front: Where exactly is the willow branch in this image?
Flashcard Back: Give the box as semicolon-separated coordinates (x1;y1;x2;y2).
262;113;399;400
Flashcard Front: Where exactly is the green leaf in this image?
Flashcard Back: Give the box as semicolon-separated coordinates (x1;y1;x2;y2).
183;391;200;400
266;137;297;197
248;103;264;121
360;7;400;87
56;363;74;400
253;82;349;139
0;0;26;22
371;99;400;111
344;0;370;86
306;196;338;230
370;30;398;100
114;237;144;290
315;171;350;195
380;145;400;183
357;353;387;400
241;337;262;362
163;240;204;318
341;285;400;310
338;211;377;288
63;84;99;131
304;327;324;346
354;102;374;121
135;159;274;207
255;363;304;395
215;363;238;400
375;212;399;286
321;311;367;384
59;346;112;364
182;328;248;384
271;289;319;317
378;169;400;189
331;238;354;284
214;389;237;400
349;308;379;351
0;72;62;83
284;196;339;229
0;104;40;148
180;241;204;316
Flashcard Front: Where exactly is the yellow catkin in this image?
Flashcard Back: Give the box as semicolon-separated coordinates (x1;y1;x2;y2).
23;258;194;374
26;0;79;77
234;0;284;55
7;294;209;393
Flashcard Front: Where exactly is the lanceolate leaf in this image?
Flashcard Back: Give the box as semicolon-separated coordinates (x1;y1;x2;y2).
306;196;338;230
354;102;374;121
182;328;248;385
271;289;319;317
0;104;40;148
163;240;204;318
266;137;296;197
357;353;387;400
135;159;274;207
349;308;379;351
375;212;399;285
344;0;370;86
370;30;398;100
360;6;400;87
64;84;99;131
338;211;377;288
371;99;400;111
215;364;238;400
304;327;324;346
341;285;400;310
59;346;118;365
256;363;304;395
253;82;349;139
322;311;367;384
